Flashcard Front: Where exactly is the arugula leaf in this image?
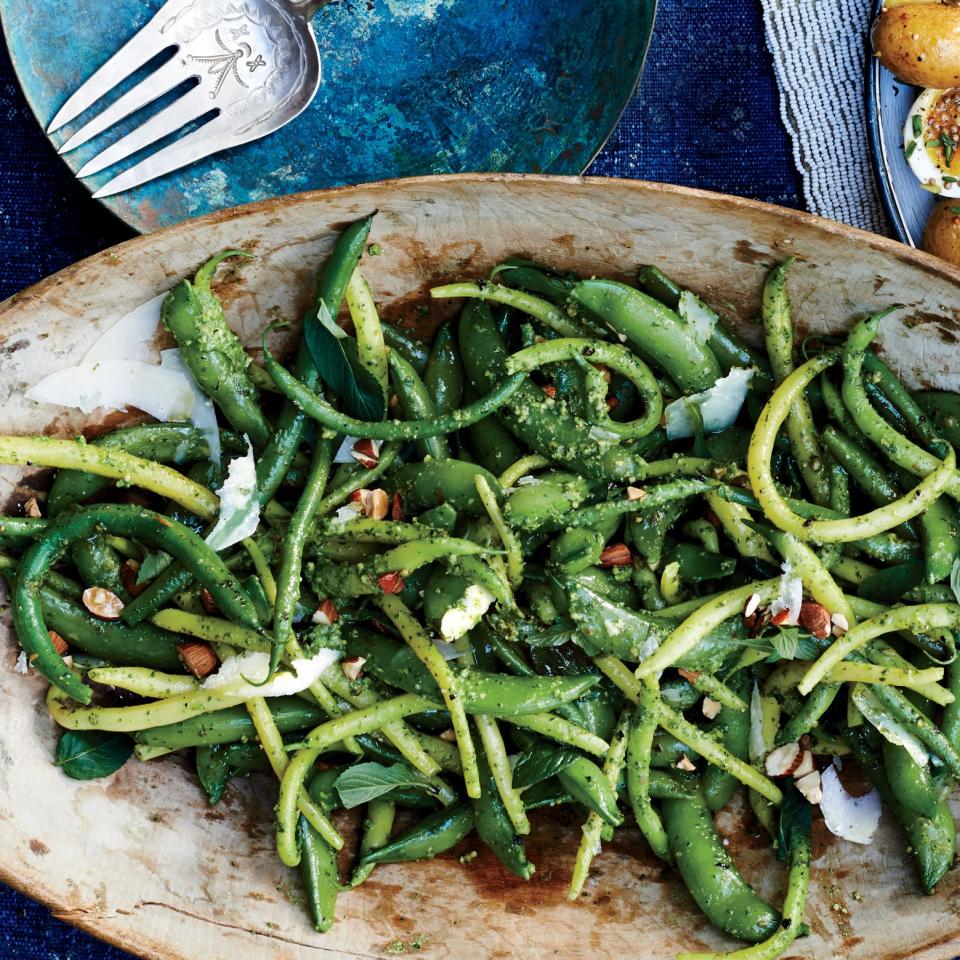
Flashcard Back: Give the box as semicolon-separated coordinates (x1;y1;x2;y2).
305;301;385;421
951;557;960;604
333;762;436;809
512;741;579;789
136;550;172;585
776;782;811;862
54;730;134;780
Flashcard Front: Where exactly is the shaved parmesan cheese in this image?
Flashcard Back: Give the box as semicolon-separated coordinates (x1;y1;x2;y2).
14;651;28;675
663;367;754;440
678;290;718;345
516;475;541;486
431;638;464;661
202;649;340;699
820;764;881;845
82;292;166;365
852;684;929;767
770;557;802;626
439;584;496;642
334;436;362;463
205;443;260;552
332;502;363;527
160;349;220;466
26;359;195;423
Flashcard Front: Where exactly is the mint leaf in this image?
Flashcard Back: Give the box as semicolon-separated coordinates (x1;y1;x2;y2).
136;550;172;585
305;301;385;421
55;730;133;780
333;762;436;809
776;782;811;861
512;741;578;789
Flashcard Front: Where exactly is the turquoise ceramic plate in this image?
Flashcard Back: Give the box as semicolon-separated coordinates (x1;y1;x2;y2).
1;0;656;233
867;0;930;246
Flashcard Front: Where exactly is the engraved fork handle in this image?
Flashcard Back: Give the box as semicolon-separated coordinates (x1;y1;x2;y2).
288;0;337;20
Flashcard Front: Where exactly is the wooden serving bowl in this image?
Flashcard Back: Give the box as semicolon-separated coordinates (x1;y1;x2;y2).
0;175;958;960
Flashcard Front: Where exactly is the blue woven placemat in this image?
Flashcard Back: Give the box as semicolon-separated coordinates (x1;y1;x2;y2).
0;0;799;956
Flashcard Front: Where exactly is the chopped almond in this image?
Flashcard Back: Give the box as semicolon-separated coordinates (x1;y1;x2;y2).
795;769;823;804
793;750;815;779
770;609;791;627
799;601;831;640
744;592;762;619
831;612;850;635
341;656;366;681
626;486;646;501
439;728;457;742
606;395;619;410
200;589;219;615
23;497;41;519
48;631;68;656
594;363;613;385
119;559;149;597
599;543;631;567
675;755;696;772
765;742;802;778
177;642;218;678
351;439;380;469
82;587;124;621
349;489;366;504
312;599;339;626
378;571;405;595
361;488;390;520
541;384;557;399
702;697;722;720
391;493;405;522
677;668;701;684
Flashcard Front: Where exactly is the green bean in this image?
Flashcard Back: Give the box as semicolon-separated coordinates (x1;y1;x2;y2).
762;259;829;504
703;672;751;811
358;802;474;867
920;495;959;584
471;749;535;879
382;322;430;374
346;269;389;400
626;676;671;861
475;713;529;834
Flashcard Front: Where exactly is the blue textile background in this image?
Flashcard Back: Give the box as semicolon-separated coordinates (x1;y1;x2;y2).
0;0;800;956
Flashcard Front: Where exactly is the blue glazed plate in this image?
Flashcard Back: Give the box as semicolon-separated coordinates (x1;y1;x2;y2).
866;0;933;246
1;0;655;233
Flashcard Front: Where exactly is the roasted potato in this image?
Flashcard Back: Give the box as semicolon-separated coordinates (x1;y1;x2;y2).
922;199;960;266
873;3;960;88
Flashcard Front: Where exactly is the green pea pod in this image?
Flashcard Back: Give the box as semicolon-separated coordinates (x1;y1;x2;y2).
424;322;463;417
136;698;326;749
394;459;502;515
920;495;959;584
465;410;523;475
359;802;473;866
670;542;736;583
417;502;459;532
627;499;687;568
382;322;431;374
471;750;535;879
570;278;720;393
162;252;271;448
662;788;781;943
350;799;397;886
389;349;450;461
298;797;340;933
916;391;960;449
423;570;471;625
647;769;697;800
70;535;126;597
505;472;596;532
521;778;573;810
458;300;653;481
548;528;605;575
883;741;940;820
196;745;232;805
556;755;623;827
703;673;751;812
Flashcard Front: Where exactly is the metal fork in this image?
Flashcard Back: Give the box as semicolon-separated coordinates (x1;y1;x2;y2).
48;0;331;198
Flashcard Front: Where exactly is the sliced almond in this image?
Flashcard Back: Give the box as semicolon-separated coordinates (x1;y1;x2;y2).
351;439;381;469
312;599;339;626
626;486;646;501
391;493;405;522
831;612;849;634
799;601;832;640
702;697;722;720
675;755;696;772
341;656;366;681
795;769;823;804
542;384;557;399
765;741;802;778
119;559;150;597
82;587;124;621
439;728;458;742
200;588;219;615
744;592;762;619
792;749;815;779
24;497;42;519
178;641;218;678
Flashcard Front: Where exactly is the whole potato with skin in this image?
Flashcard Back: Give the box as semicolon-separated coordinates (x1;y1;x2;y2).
922;200;960;266
873;4;960;88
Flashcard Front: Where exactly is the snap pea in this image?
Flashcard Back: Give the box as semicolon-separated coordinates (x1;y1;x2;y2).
471;749;535;879
626;676;671;862
920;495;959;585
299;768;343;932
703;672;751;811
394;459;502;515
662;787;781;943
358;802;473;867
389;348;450;461
883;740;940;820
382;322;430;374
351;799;397;886
161;251;270;447
424;321;463;418
917;391;960;449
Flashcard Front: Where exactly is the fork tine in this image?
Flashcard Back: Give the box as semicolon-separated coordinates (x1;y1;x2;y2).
91;121;227;198
58;56;190;155
47;15;176;135
76;87;210;179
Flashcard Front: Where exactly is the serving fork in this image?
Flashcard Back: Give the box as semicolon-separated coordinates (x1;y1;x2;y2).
48;0;332;198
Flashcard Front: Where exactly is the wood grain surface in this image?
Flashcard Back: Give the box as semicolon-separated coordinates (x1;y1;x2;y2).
1;174;959;960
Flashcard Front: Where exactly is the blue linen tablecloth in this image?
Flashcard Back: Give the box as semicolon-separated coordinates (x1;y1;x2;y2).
0;0;799;956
